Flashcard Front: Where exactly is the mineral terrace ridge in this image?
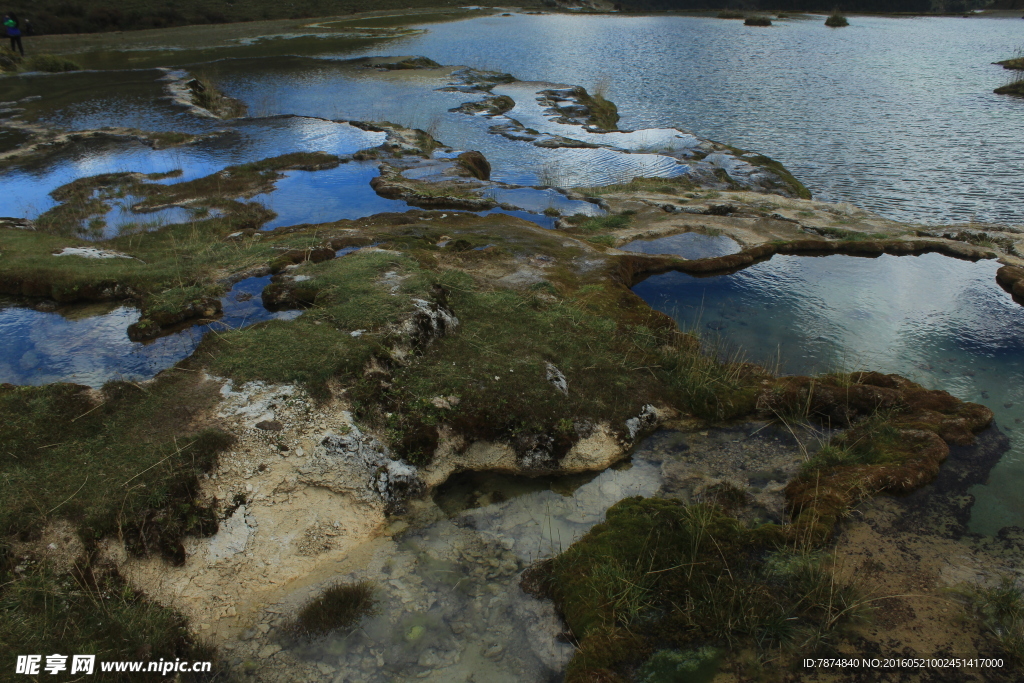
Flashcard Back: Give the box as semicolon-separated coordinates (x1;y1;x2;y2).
2;39;1024;683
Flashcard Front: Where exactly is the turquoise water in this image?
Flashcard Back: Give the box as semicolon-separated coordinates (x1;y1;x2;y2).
632;252;1024;534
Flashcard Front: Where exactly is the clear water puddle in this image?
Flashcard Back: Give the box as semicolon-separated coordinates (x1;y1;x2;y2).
620;232;742;259
291;444;667;682
0;275;299;387
632;252;1024;534
481;187;603;217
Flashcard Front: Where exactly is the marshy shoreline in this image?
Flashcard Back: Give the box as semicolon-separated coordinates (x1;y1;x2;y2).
3;11;1024;682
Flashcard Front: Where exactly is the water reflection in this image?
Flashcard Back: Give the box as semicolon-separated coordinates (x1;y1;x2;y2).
0;275;299;387
632;252;1024;533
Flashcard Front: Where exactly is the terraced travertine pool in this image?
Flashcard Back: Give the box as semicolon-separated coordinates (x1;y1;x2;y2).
3;10;1024;682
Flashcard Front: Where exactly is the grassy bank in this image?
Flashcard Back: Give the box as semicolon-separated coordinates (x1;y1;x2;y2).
0;372;234;677
5;0;522;35
541;370;993;679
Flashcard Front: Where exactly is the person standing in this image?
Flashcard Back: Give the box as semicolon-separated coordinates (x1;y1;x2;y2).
4;13;24;56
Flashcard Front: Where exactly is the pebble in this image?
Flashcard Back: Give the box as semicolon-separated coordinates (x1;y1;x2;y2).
257;644;282;659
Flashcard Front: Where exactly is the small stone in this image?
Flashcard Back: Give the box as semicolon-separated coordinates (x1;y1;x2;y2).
257;644;281;659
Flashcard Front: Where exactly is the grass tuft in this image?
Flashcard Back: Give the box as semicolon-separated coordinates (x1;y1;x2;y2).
292;582;378;637
959;578;1024;665
188;75;248;118
825;10;849;28
549;498;865;681
0;559;218;681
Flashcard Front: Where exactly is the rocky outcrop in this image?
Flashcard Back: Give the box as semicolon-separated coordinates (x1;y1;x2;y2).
369;168;498;211
450;94;516;116
0;217;34;230
456;150;491;180
127;297;223;341
619;238;997;284
996;264;1024;302
399;296;460;352
300;431;421;512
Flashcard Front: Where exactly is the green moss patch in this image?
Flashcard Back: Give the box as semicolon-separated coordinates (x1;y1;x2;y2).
760;371;993;538
351;277;669;464
24;54;81;72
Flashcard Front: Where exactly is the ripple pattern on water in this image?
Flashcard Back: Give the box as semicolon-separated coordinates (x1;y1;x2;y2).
375;14;1024;224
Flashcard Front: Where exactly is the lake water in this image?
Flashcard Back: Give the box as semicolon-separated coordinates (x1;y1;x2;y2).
632;252;1024;534
374;13;1024;225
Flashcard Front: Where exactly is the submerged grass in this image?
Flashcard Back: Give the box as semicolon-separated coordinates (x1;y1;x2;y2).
959;578;1024;666
291;582;378;637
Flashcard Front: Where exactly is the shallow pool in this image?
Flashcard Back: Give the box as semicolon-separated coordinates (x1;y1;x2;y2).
633;252;1024;534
